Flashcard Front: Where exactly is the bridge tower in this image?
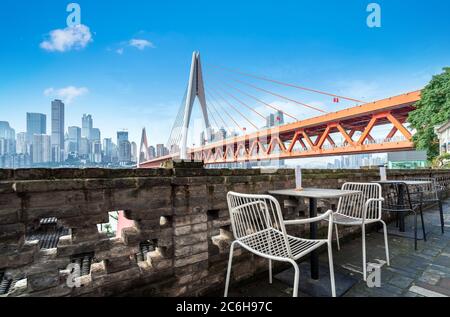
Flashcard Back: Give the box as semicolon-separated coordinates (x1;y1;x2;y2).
179;51;211;160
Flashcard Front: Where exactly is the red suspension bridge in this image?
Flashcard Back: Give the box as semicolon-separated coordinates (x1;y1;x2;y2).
139;52;421;168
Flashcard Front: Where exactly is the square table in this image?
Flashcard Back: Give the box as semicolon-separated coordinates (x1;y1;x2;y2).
372;180;431;232
268;188;362;280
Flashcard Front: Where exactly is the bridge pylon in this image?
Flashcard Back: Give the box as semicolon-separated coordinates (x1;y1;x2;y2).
179;51;211;160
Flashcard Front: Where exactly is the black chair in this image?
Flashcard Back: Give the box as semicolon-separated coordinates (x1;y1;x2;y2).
408;178;445;234
380;182;426;250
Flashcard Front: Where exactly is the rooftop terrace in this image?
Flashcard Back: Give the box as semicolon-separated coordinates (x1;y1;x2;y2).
0;163;449;297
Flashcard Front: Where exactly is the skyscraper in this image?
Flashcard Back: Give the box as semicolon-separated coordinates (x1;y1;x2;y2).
156;144;168;157
32;134;51;164
67;126;81;154
117;131;128;144
51;100;65;162
131;141;137;163
82;114;93;140
16;132;28;155
266;110;284;128
103;138;113;163
0;121;16;155
148;146;156;159
91;140;102;163
118;141;131;163
91;128;101;142
26;113;46;142
117;131;130;163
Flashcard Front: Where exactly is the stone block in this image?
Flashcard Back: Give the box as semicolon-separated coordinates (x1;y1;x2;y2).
27;270;60;292
174;252;208;268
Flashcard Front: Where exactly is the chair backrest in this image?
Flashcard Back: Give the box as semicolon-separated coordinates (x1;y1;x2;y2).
337;183;383;220
407;177;439;201
227;192;292;256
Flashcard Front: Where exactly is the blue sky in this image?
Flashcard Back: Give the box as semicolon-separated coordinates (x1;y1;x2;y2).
0;0;449;152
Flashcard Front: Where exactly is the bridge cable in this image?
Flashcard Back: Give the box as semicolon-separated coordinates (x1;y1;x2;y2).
230;78;328;114
208;86;260;130
213;79;299;121
210;82;266;121
206;89;245;132
205;93;232;130
209;64;364;104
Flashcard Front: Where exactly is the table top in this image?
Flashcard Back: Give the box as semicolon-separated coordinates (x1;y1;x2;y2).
268;188;362;199
372;180;431;186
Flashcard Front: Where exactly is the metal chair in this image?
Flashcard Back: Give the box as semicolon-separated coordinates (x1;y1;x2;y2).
225;192;336;298
333;183;389;281
408;177;445;234
380;182;426;250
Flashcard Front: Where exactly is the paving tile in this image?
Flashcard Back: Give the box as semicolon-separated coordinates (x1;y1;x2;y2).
388;275;415;289
212;198;450;297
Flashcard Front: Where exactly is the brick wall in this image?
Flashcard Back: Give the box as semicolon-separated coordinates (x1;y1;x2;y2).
0;163;449;297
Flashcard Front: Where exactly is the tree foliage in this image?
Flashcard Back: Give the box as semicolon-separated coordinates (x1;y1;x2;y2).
408;68;450;161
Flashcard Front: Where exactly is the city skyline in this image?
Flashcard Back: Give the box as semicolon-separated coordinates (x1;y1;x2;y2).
1;1;450;150
0;98;143;168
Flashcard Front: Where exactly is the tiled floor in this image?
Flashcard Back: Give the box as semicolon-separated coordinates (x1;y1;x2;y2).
221;198;450;297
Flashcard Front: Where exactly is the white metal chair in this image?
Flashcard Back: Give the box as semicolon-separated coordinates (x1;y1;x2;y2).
225;192;336;298
333;183;389;281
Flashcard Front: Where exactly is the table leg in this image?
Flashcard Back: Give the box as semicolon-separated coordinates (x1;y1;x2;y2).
398;185;406;232
309;198;319;280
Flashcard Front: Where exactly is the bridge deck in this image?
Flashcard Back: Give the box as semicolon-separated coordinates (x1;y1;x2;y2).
140;90;421;167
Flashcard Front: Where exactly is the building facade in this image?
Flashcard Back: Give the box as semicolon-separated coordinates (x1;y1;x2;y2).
435;121;450;155
51;100;65;160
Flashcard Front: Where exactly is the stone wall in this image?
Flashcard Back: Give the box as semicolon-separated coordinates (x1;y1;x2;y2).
1;163;449;297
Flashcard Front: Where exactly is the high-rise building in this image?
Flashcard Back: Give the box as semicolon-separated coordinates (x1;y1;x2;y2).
82;114;93;140
0;121;15;140
266;110;284;128
79;138;90;157
91;140;102;163
67;126;81;154
118;140;131;163
26;113;46;143
32;134;51;164
91;128;101;142
16;132;28;155
156;144;168;157
103;138;113;163
51;100;65;149
148;146;156;159
0;121;16;155
131;141;137;163
117;131;128;144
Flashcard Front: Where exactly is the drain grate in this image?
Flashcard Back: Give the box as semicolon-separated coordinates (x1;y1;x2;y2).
135;241;156;262
0;272;13;295
27;218;70;249
71;253;94;277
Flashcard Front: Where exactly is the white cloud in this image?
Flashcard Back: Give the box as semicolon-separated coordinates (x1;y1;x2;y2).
128;39;154;50
40;24;93;52
113;38;155;54
44;86;89;104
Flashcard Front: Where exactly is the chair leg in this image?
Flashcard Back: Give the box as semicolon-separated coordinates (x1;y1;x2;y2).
269;259;273;284
224;242;236;297
419;205;427;242
288;260;300;298
380;220;390;266
439;200;445;234
328;242;336;297
335;224;341;251
362;225;367;281
414;212;418;251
